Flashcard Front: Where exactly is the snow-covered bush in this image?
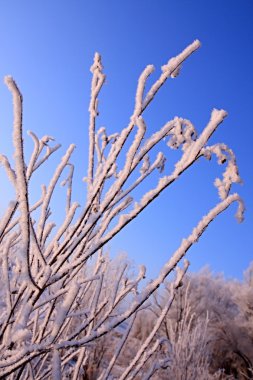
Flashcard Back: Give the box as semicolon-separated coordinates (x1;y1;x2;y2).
0;40;244;378
149;269;253;379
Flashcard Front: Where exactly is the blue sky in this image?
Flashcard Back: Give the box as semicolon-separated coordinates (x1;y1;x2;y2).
0;1;252;280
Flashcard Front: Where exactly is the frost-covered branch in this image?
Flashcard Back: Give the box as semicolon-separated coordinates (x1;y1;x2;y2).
4;76;38;290
87;52;106;198
0;40;244;378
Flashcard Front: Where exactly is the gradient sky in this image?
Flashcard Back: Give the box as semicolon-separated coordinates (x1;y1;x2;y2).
0;1;252;280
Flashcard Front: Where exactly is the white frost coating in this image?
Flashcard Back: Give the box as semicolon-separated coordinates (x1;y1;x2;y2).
69;42;200;248
155;152;166;173
140;175;171;207
201;143;242;200
144;40;201;108
167;117;197;151
87;52;106;198
0;201;17;239
134;64;154;115
138;264;146;280
110;151;168;212
132;118;176;169
235;197;245;222
2;239;12;316
37;143;75;242
0;154;16;185
29;219;47;268
106;161;117;179
37;264;52;288
4;76;36;288
215;159;241;200
97;116;146;212
26;130;40;180
161;40;201;73
99;313;137;380
175;109;228;174
52;349;62;380
126;116;146;166
41;222;56;247
140;154;150;175
12;299;33;346
109;263;128;309
33;143;62;172
119;267;186;380
209;144;228;164
56;195;243;353
0;41;244;378
51;283;79;339
12;328;32;345
46;201;80;259
100;116;168;221
95;197;133;241
128;338;167;380
170;63;181;78
108;152;162;212
61;163;74;214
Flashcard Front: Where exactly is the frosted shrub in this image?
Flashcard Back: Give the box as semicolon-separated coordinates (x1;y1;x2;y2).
151;271;253;379
0;40;244;379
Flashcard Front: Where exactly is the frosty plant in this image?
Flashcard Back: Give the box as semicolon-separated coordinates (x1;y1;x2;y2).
0;39;244;379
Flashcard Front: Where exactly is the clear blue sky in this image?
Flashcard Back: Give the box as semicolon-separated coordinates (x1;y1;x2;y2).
0;1;252;280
